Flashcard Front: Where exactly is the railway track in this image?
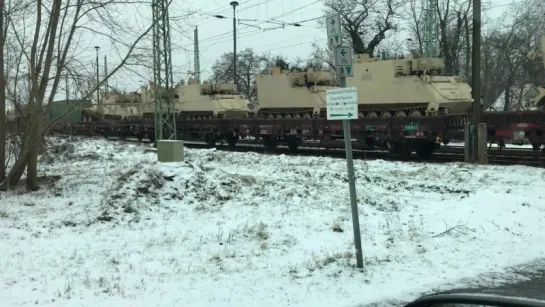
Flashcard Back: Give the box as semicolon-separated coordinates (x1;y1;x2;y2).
103;136;545;168
209;143;545;167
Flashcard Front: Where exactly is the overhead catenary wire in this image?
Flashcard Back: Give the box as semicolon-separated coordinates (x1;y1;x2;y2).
84;0;530;92
195;0;276;27
217;0;524;36
196;0;529;65
187;0;323;48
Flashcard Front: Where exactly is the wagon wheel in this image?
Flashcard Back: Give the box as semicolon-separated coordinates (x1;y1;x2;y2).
227;135;238;148
205;133;216;147
416;142;435;158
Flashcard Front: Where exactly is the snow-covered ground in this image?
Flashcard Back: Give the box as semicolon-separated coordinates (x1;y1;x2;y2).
446;142;535;149
1;137;545;307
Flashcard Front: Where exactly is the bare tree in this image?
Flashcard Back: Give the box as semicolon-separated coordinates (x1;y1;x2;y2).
406;0;474;75
482;0;545;111
306;43;335;71
209;48;269;106
323;0;404;57
0;0;192;191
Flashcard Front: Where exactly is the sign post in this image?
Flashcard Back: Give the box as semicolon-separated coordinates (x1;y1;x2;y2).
326;14;342;47
325;13;363;269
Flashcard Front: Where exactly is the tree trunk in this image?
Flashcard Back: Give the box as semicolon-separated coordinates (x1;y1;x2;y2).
464;16;471;80
349;31;366;55
26;142;39;191
504;87;511;111
0;0;6;182
25;115;42;191
0;146;29;190
0;116;34;190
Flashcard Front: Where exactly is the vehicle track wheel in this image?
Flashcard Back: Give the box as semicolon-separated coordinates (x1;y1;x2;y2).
409;110;422;117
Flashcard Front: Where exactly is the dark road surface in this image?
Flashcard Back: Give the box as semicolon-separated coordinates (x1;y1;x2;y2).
363;258;545;307
452;267;545;300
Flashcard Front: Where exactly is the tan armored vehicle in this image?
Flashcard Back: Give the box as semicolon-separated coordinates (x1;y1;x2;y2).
255;67;338;119
139;79;249;119
347;54;473;117
92;91;142;119
176;79;249;119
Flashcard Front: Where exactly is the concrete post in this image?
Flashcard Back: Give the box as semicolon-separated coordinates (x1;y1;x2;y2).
477;123;488;164
464;123;473;163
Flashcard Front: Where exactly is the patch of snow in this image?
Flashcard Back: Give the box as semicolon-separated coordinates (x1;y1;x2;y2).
1;136;545;307
446;142;535;149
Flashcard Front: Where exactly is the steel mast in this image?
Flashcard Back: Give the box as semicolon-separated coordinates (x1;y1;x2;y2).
422;0;438;57
152;0;177;141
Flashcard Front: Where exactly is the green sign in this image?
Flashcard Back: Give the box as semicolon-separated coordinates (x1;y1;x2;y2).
404;122;419;131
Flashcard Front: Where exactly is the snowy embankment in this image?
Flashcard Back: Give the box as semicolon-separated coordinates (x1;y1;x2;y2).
1;137;544;307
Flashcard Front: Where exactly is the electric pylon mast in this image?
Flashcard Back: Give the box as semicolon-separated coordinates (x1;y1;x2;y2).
152;0;177;141
422;0;438;57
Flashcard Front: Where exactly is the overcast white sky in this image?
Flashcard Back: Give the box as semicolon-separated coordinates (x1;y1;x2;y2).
68;0;518;97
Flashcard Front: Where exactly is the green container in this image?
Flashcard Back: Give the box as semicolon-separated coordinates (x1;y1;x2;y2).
49;99;92;123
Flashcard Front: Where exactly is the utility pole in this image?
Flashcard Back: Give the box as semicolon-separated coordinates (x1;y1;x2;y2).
104;55;108;93
94;46;100;104
422;0;438;57
230;1;238;89
471;0;481;162
194;26;200;83
326;13;363;269
152;0;176;141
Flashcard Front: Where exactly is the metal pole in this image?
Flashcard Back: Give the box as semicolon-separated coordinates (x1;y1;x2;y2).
471;0;481;162
94;46;100;104
104;55;108;92
230;1;238;90
339;77;363;269
65;72;69;100
194;26;200;83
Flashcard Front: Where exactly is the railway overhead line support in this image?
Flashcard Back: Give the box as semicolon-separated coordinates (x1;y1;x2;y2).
151;0;176;142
